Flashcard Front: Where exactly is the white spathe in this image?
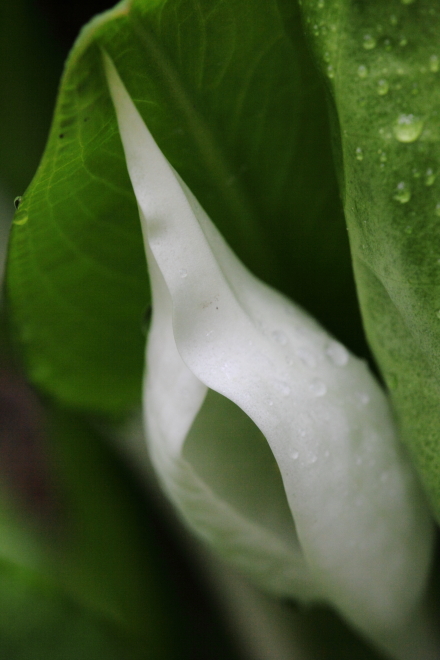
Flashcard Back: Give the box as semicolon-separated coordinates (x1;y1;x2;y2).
103;53;438;659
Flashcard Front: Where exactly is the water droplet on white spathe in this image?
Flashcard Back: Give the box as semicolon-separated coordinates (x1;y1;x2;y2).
326;340;349;366
272;329;288;346
274;381;291;397
291;450;299;460
296;346;317;368
309;379;327;397
179;268;188;278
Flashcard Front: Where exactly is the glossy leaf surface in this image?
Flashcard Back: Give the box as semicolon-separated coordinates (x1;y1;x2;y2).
300;0;440;521
6;0;360;415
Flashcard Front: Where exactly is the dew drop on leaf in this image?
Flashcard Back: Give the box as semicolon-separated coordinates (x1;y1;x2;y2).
435;203;440;217
363;34;377;50
355;147;364;161
401;0;415;4
377;79;389;95
393;114;424;143
357;64;368;78
425;168;436;186
430;55;439;73
393;181;411;203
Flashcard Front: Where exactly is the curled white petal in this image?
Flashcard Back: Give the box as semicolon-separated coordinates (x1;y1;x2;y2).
103;53;437;657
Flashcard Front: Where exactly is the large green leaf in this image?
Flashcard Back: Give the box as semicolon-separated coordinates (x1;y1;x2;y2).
299;0;440;519
6;0;363;415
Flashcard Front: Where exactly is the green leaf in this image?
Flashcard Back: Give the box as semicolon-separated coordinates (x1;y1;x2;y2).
6;0;362;415
299;0;440;519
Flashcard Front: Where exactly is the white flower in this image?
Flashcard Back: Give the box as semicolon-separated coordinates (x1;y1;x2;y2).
103;53;438;659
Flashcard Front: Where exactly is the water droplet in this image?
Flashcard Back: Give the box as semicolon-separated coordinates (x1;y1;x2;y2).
356;392;370;405
393;114;424;143
399;36;408;47
309;379;327;397
357;65;368;78
377;79;389;95
355;147;363;161
393;181;411;204
323;51;331;63
435;203;440;217
327;65;334;79
272;330;288;345
308;454;318;465
179;268;188;278
401;0;415;4
430;55;439;73
266;398;274;407
317;0;324;7
412;168;421;178
13;214;28;226
296;347;317;368
275;381;291;397
291;450;299;460
324;450;330;458
379;150;387;163
384;39;392;52
298;428;307;437
14;196;22;210
363;34;377;50
404;225;413;234
326;340;349;366
390;14;398;26
425;168;436;186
